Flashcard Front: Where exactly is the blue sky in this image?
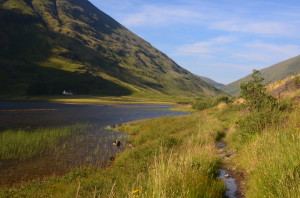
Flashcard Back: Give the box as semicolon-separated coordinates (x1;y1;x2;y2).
89;0;300;84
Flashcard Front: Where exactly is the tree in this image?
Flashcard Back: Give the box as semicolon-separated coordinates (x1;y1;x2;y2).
240;70;276;111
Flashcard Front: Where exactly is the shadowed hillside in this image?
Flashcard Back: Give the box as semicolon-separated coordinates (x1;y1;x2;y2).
0;0;220;97
199;76;224;89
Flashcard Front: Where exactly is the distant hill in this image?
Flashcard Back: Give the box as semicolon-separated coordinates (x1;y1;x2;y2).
198;76;224;89
221;55;300;96
0;0;220;97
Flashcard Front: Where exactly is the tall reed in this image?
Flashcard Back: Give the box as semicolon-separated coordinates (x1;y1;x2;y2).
0;124;89;160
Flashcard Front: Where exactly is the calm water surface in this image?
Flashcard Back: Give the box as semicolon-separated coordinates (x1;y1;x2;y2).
0;101;188;185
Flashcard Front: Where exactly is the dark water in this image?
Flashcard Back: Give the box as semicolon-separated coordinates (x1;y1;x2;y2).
219;170;238;198
0;101;188;186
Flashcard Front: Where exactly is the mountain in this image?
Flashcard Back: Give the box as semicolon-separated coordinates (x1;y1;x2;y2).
198;76;224;89
221;55;300;96
0;0;220;97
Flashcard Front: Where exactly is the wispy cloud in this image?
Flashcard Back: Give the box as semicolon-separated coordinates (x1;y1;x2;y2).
236;41;300;63
121;5;203;27
174;36;235;57
119;2;300;37
209;20;296;36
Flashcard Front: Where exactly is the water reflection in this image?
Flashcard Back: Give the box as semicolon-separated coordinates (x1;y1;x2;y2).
0;101;188;185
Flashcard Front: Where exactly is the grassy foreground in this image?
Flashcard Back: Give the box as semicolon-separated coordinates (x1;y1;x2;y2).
222;101;300;198
0;111;226;198
0;124;89;160
3;71;300;197
206;95;300;197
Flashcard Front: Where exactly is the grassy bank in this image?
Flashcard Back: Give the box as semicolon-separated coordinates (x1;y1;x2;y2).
221;101;300;198
0;124;89;160
0;93;195;105
0;111;226;197
209;72;300;198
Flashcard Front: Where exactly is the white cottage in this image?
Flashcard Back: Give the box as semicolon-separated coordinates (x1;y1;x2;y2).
62;90;73;95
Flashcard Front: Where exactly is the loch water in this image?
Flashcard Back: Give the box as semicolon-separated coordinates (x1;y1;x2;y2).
0;101;188;185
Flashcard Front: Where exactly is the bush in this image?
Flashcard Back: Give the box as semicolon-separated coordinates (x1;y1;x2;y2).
240;70;277;112
192;95;231;110
235;70;286;142
294;76;300;88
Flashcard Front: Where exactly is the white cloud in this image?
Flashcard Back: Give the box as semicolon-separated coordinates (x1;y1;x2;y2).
121;5;203;27
209;20;297;37
117;2;300;37
174;36;235;57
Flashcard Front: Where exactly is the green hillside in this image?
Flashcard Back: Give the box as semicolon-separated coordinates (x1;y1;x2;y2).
198;76;224;89
221;55;300;96
0;0;220;98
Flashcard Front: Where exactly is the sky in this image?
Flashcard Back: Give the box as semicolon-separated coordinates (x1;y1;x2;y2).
89;0;300;84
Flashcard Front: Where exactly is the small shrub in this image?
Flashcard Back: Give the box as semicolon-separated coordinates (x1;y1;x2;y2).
236;70;286;143
192;98;215;110
294;76;300;88
192;95;231;111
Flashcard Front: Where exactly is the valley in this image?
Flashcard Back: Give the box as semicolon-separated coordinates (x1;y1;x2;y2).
1;0;300;197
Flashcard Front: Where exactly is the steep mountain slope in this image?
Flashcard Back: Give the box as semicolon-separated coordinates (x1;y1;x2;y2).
198;76;224;89
267;74;300;99
0;0;220;97
221;55;300;96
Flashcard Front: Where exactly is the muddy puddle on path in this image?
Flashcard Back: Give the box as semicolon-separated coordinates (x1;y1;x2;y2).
0;101;189;186
217;141;239;198
219;170;238;198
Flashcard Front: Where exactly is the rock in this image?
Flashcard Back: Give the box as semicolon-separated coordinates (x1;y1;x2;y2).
109;156;115;161
113;140;121;147
224;174;230;178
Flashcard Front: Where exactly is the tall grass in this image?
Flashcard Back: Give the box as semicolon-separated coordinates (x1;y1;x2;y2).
0;124;89;160
212;87;300;197
127;112;225;198
0;112;226;197
228;103;300;198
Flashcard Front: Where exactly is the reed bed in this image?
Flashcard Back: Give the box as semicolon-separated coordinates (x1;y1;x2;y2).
0;111;226;197
0;124;89;160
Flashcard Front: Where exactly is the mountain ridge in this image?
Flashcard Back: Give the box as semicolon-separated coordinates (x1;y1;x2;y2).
198;76;224;89
0;0;220;97
221;55;300;96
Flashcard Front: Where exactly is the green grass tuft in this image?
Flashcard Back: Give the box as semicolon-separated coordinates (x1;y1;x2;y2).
0;124;89;160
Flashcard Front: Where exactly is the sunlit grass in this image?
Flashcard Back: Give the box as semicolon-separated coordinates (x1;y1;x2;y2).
0;111;226;197
227;102;300;198
0;124;89;160
169;105;193;111
208;94;300;198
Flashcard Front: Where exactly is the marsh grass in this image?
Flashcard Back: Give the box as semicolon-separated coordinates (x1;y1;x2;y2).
169;105;193;112
0;111;226;197
0;124;89;160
